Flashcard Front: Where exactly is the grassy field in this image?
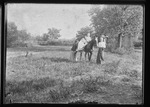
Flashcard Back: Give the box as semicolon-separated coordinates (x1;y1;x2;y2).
5;45;143;104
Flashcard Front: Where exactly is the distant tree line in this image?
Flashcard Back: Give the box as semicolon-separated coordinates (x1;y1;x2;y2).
7;22;75;47
35;28;75;46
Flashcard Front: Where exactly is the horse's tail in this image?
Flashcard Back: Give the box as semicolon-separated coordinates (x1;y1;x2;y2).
71;42;78;51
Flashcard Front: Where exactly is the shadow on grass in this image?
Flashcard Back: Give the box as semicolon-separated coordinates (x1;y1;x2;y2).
47;57;94;64
43;57;77;63
5;74;143;104
6;77;58;96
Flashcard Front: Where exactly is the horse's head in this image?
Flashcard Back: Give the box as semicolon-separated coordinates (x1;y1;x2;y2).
91;36;97;46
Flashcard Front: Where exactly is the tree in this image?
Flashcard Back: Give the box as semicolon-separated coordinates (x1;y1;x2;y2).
7;22;32;47
7;22;18;47
76;26;93;40
42;33;49;41
41;28;61;43
17;29;31;43
88;5;143;49
47;28;61;40
35;35;42;41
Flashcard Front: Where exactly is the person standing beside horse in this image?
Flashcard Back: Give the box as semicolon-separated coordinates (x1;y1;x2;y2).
96;34;108;64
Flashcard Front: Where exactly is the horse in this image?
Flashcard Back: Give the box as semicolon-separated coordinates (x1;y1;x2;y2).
70;37;97;61
79;38;96;61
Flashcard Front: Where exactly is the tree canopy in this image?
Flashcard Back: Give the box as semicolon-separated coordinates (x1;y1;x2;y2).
7;22;31;47
76;26;93;40
88;5;143;38
88;5;143;50
47;28;61;40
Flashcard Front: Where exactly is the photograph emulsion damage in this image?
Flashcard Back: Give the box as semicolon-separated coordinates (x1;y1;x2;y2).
5;4;143;104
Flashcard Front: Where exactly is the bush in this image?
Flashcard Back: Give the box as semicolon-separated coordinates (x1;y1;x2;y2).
12;42;27;47
7;41;27;48
105;37;118;52
133;40;142;48
38;40;73;46
112;48;127;55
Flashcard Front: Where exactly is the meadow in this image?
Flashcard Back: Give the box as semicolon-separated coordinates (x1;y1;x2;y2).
5;45;143;104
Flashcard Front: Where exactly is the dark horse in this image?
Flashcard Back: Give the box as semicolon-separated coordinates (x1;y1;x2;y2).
71;37;96;61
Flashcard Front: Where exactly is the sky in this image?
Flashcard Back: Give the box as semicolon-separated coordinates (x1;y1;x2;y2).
7;4;104;39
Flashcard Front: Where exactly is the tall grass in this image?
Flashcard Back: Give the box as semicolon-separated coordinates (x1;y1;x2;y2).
6;46;143;104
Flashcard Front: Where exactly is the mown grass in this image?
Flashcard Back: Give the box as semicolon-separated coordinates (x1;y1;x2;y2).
6;46;143;104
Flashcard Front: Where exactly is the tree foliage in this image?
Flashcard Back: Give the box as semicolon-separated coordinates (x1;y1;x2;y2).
36;28;61;45
39;28;61;42
17;29;31;42
42;33;49;41
76;26;93;40
88;5;143;49
90;5;143;37
7;22;31;47
7;22;18;47
47;28;61;40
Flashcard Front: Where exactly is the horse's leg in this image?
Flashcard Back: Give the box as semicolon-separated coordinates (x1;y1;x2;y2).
85;52;87;61
89;52;92;61
74;51;77;61
80;51;82;61
88;52;90;60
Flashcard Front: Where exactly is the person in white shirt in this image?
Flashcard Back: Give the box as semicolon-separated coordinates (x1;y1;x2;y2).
96;34;108;64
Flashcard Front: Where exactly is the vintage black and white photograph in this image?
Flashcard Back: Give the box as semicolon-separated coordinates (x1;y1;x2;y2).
5;4;143;104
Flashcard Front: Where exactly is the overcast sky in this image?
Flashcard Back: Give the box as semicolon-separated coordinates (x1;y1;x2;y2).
7;4;104;39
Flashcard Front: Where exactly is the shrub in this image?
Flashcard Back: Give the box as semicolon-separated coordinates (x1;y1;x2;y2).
8;41;27;48
80;76;100;93
133;40;142;48
126;47;135;54
131;84;143;100
105;37;118;52
112;47;127;55
48;81;72;102
37;39;73;46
